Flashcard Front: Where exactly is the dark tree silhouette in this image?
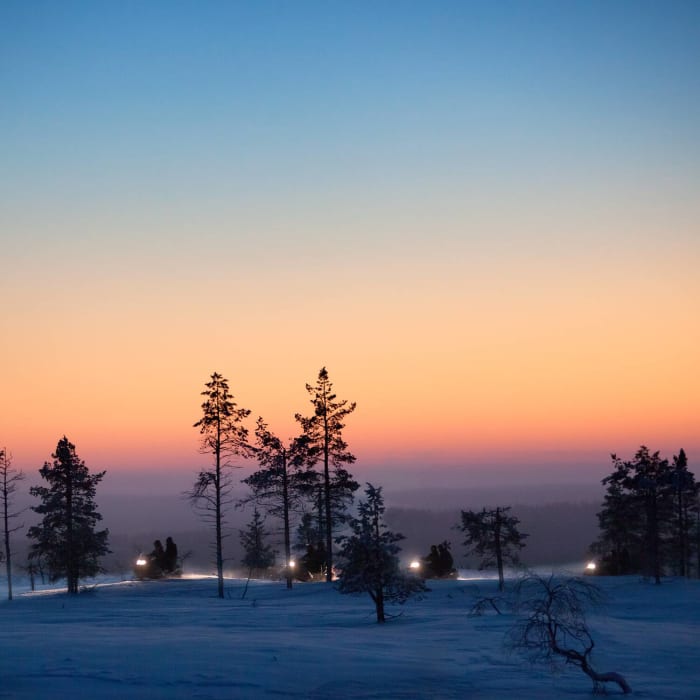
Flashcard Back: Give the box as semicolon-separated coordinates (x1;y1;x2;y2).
592;447;677;583
240;507;276;578
295;512;321;555
458;506;527;591
671;449;697;577
628;447;672;584
294;511;327;580
1;447;25;600
241;418;314;589
188;372;251;598
337;484;426;623
27;437;109;594
696;495;700;578
591;476;641;575
296;367;358;581
509;573;631;694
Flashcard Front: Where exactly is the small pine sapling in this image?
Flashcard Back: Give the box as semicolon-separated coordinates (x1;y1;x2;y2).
337;483;426;623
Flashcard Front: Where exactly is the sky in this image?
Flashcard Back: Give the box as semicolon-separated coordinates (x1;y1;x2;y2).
2;1;699;491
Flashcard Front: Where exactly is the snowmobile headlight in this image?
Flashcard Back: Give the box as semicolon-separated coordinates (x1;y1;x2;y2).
136;558;148;566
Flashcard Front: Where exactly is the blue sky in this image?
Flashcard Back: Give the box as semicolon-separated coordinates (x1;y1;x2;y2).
4;1;698;211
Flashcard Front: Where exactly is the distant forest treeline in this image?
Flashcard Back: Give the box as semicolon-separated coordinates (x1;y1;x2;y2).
0;494;602;575
385;502;599;567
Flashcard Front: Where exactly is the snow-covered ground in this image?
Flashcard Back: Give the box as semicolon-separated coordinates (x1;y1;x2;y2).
1;571;699;699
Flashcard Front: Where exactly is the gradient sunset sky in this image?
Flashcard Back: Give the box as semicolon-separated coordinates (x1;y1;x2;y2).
2;1;699;489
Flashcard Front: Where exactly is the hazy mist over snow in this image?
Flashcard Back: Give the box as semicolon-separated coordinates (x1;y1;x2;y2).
11;467;603;575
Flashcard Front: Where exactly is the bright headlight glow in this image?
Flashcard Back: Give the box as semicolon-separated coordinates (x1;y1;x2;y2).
585;561;596;571
288;560;295;568
136;558;147;566
409;560;421;570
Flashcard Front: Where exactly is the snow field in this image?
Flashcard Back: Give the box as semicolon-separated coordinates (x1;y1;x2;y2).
1;573;699;699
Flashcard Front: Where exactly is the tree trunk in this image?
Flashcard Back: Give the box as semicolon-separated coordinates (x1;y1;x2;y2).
677;487;686;577
697;510;700;578
282;451;293;590
215;437;224;599
4;526;12;600
66;468;77;594
649;491;661;585
682;502;692;577
580;653;632;694
316;484;323;552
553;641;632;695
242;567;252;599
3;483;12;601
495;507;504;592
373;502;386;622
375;588;386;623
322;392;333;582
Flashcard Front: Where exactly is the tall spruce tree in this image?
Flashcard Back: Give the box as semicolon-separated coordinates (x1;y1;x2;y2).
591;477;641;575
592;447;676;583
296;367;358;581
241;418;314;589
631;447;673;584
27;437;109;594
336;484;426;622
1;447;25;600
188;372;251;598
458;506;528;591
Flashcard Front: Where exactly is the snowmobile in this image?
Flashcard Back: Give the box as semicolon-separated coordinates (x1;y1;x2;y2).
583;555;621;576
410;541;458;579
133;554;182;580
409;558;458;579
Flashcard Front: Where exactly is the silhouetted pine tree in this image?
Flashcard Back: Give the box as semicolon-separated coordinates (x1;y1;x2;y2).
294;511;326;579
28;437;109;594
295;512;320;554
239;507;276;577
458;506;528;591
671;449;698;577
1;447;25;600
695;498;700;578
591;477;641;575
188;372;251;598
592;446;677;583
296;367;358;582
241;418;314;589
337;484;426;623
